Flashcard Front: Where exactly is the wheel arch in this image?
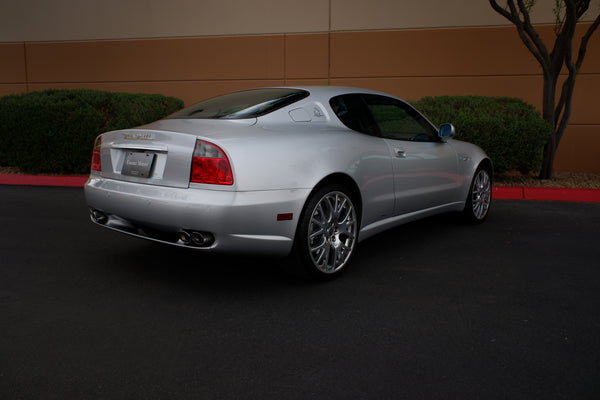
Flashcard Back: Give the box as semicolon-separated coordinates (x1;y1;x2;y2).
478;157;494;180
287;172;362;279
309;173;363;226
463;157;494;223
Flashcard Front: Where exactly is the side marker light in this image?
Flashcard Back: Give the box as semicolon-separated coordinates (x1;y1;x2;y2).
277;213;293;221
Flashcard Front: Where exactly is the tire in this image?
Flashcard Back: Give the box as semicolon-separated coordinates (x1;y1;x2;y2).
463;165;492;223
287;185;359;280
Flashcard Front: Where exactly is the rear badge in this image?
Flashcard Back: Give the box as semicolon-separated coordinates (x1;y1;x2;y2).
122;152;155;178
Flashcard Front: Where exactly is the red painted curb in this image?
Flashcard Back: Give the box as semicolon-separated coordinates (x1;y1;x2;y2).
493;186;600;202
493;186;524;200
523;187;600;203
1;174;599;202
0;174;88;187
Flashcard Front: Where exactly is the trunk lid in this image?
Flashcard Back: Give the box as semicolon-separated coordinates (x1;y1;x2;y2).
97;119;256;188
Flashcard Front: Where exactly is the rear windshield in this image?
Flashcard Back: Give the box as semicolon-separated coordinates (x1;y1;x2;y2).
168;88;309;120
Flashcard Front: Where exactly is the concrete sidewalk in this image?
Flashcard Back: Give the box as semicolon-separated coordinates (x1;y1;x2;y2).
1;173;599;202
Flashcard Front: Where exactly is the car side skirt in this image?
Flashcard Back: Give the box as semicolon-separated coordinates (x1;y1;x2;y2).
358;202;465;242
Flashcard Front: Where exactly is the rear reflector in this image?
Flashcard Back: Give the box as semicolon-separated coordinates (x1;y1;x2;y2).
277;213;293;221
190;140;233;185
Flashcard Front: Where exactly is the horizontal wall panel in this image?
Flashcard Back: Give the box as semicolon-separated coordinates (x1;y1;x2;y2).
4;21;600;172
26;36;285;83
330;76;544;107
331;24;600;78
284;78;330;86
0;43;26;83
555;125;600;172
331;0;507;30
332;74;598;130
0;84;27;97
0;0;329;42
331;0;600;31
285;33;329;79
37;74;598;121
568;74;600;125
28;80;286;106
5;0;598;42
331;27;539;78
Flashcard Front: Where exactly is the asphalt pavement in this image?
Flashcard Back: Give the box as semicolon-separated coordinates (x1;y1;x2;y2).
1;186;599;399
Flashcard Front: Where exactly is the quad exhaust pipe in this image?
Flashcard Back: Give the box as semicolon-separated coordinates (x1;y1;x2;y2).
178;230;215;247
89;208;214;248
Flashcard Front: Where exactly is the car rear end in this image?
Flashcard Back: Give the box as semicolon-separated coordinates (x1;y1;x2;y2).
84;124;309;256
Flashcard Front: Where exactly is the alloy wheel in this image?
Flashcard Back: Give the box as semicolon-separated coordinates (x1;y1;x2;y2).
307;191;357;274
471;169;492;220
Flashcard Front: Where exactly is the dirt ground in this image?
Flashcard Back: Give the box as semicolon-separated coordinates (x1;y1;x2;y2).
1;166;599;189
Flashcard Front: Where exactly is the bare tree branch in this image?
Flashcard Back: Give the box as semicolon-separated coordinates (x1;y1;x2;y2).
555;6;599;143
489;0;551;68
550;0;578;76
517;0;554;64
576;13;600;70
489;0;600;179
489;0;514;21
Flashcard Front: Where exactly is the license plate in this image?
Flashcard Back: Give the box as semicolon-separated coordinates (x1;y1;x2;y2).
122;152;155;178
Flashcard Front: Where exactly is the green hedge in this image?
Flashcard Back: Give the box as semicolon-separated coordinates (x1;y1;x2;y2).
0;89;184;174
0;91;549;175
412;96;551;173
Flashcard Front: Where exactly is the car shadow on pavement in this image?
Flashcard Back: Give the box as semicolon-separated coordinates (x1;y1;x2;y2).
103;240;305;289
96;211;468;292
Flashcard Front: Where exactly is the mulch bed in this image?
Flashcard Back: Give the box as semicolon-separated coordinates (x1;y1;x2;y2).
494;171;600;189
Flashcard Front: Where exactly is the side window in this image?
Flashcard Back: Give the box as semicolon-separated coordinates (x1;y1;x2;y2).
330;95;379;136
363;95;437;141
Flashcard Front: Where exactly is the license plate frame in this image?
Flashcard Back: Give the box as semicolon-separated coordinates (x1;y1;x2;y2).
122;151;155;178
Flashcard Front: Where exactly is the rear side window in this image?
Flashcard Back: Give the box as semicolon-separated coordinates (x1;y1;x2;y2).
169;88;309;120
329;95;379;136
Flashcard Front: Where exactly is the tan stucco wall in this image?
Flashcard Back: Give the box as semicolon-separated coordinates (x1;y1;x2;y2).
2;0;599;42
1;1;599;172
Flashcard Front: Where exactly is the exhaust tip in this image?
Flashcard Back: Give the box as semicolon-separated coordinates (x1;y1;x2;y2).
191;232;206;246
178;230;214;247
90;209;108;224
178;230;191;244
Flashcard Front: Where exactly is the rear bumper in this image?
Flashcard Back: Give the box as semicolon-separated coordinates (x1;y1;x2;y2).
84;177;311;256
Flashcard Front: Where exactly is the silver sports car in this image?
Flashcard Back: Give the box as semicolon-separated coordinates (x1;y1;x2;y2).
85;86;492;278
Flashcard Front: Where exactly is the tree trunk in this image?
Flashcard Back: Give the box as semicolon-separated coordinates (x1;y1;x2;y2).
540;140;556;179
539;73;558;180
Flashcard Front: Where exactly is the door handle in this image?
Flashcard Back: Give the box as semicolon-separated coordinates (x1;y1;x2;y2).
394;148;406;158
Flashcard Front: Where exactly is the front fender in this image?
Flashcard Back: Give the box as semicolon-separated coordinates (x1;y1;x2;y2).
447;139;493;197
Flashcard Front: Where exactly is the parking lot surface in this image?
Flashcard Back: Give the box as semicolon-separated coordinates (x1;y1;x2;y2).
1;186;599;399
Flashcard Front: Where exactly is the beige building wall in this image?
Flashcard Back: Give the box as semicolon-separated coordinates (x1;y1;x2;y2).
3;0;599;41
1;0;599;172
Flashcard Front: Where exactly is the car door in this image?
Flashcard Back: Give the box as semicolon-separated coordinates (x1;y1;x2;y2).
361;94;461;215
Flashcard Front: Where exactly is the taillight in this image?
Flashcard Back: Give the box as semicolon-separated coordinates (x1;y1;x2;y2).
91;136;102;172
190;140;233;185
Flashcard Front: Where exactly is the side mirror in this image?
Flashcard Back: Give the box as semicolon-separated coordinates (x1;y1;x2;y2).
438;123;455;142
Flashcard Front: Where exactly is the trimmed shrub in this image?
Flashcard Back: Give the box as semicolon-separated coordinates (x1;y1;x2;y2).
412;96;551;173
0;89;184;174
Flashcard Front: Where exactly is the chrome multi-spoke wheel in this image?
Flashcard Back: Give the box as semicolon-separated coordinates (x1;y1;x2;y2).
307;191;357;274
289;185;358;279
464;166;492;222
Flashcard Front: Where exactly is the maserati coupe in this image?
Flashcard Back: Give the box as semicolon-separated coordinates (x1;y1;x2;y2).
85;86;493;278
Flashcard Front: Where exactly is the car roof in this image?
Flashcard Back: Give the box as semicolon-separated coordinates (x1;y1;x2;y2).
286;85;399;99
